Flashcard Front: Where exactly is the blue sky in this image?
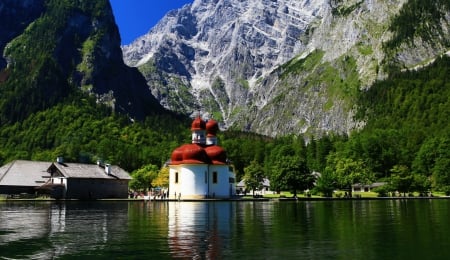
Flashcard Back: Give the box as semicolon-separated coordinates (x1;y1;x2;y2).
110;0;193;45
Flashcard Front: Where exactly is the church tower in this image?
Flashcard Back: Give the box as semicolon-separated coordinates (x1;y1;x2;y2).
206;119;219;145
191;116;206;144
168;115;236;199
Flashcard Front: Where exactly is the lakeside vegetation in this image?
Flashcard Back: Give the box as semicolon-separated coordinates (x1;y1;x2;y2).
1;56;450;197
0;0;449;199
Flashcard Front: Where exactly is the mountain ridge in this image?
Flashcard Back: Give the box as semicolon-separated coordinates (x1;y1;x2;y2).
0;0;166;125
122;0;450;137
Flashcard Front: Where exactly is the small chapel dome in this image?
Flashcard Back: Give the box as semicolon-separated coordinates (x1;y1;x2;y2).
191;117;206;131
206;119;219;136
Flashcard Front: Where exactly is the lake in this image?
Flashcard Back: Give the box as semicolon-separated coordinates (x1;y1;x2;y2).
1;199;450;259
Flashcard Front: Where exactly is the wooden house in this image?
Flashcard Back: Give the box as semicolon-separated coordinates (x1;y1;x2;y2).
0;160;51;195
46;158;131;199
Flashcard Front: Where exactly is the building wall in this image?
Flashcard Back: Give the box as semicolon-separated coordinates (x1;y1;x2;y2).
169;164;236;199
65;179;129;199
170;164;208;199
208;165;234;198
0;186;36;195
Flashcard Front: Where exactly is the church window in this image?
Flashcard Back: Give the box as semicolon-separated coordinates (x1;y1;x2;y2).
213;171;218;184
175;172;179;183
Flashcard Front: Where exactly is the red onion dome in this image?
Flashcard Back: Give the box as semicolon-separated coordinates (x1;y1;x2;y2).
205;145;227;164
170;146;184;164
206;119;219;136
191;117;206;131
182;144;210;164
170;144;209;165
169;144;210;165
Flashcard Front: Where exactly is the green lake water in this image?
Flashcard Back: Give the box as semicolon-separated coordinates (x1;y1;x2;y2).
1;199;450;259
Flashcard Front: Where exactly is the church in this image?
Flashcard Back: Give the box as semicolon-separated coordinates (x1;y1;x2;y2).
168;116;236;199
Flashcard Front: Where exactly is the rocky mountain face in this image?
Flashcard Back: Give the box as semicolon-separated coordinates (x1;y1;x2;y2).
122;0;450;137
0;0;164;124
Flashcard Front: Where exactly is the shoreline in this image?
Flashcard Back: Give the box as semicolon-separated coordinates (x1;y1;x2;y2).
1;196;449;202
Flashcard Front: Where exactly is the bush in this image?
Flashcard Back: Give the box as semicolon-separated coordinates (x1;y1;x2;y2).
441;186;450;196
373;185;391;197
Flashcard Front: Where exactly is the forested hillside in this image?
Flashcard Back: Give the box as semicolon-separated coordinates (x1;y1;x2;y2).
0;0;165;126
0;0;449;195
0;97;190;171
0;0;184;170
223;56;450;195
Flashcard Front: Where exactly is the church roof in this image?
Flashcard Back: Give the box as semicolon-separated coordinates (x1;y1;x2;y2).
191;116;206;131
170;116;227;165
206;119;219;136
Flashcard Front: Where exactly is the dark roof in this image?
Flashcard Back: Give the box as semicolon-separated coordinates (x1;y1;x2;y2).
0;160;51;187
50;163;132;180
352;182;386;188
237;178;270;188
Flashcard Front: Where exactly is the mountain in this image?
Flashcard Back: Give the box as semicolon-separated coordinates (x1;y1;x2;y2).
0;0;194;168
122;0;450;137
0;0;165;125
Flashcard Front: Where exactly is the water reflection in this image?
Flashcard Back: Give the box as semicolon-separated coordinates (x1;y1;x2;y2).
0;202;49;244
0;201;129;259
1;200;450;259
168;202;234;259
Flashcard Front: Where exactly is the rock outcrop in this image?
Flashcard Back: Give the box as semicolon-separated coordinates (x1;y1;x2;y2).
122;0;450;136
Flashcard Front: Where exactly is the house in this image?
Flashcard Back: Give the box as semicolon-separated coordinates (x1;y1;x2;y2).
0;158;132;199
236;178;271;195
45;158;132;199
352;182;386;192
0;160;51;195
168;116;236;199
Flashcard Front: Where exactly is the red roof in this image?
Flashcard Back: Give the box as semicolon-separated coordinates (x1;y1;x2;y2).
170;144;210;165
170;144;227;165
205;145;227;164
206;119;219;136
191;117;206;131
170;117;227;165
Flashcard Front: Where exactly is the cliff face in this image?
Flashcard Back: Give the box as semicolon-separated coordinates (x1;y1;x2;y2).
0;0;164;124
3;1;447;136
0;0;45;69
122;0;450;137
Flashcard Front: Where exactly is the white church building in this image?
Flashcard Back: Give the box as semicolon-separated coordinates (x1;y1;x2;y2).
168;116;236;199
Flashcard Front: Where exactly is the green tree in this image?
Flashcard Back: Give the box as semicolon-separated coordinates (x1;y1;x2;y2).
313;170;336;197
433;157;450;190
271;156;315;197
412;174;431;195
243;160;265;195
413;135;450;190
152;167;170;188
389;165;413;196
412;137;441;176
129;164;159;191
328;155;374;197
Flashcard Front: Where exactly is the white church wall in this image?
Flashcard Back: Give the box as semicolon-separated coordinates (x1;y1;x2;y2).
169;164;208;199
208;165;233;198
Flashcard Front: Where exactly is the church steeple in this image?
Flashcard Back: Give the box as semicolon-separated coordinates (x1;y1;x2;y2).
191;116;206;144
206;118;219;145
